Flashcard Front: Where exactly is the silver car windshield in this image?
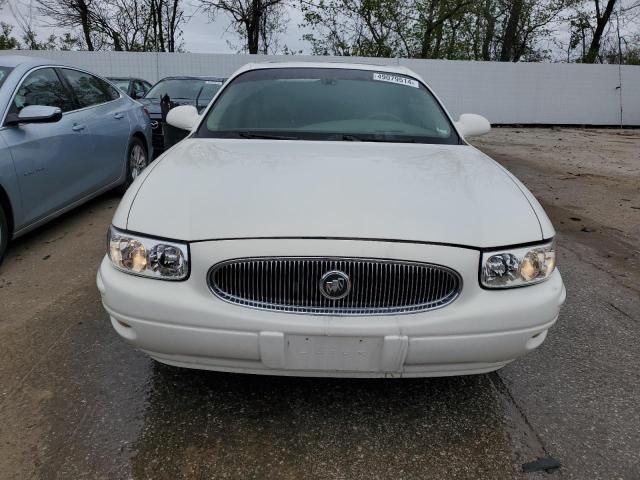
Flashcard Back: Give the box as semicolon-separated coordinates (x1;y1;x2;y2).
197;68;459;144
110;79;131;92
145;78;221;101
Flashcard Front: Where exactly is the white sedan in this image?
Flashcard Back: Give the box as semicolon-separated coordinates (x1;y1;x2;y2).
97;62;566;377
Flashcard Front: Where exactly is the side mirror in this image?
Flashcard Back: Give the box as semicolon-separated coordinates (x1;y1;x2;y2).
7;105;62;125
455;113;491;138
166;105;199;131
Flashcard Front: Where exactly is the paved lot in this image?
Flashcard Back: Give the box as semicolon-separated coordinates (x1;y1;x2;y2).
0;128;638;479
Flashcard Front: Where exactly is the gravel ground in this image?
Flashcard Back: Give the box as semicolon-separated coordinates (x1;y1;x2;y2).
0;128;638;479
473;127;640;293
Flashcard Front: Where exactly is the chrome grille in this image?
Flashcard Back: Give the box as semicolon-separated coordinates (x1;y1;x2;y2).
208;257;462;315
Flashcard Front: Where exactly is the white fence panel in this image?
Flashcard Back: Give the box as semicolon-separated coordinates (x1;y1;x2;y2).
621;66;640;126
401;59;626;125
2;50;639;125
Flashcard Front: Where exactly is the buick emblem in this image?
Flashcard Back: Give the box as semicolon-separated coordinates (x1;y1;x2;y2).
319;270;351;300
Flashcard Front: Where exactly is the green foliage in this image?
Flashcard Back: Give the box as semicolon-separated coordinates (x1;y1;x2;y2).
301;0;414;57
0;20;84;51
299;0;638;63
58;32;83;50
22;30;59;50
5;0;640;62
0;22;20;50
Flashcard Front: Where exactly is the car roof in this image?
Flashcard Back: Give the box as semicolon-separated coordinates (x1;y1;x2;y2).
235;61;418;77
0;54;60;69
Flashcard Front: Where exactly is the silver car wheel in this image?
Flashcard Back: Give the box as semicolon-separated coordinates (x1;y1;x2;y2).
129;144;147;181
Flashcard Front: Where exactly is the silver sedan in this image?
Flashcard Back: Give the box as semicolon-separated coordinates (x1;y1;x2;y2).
0;55;153;262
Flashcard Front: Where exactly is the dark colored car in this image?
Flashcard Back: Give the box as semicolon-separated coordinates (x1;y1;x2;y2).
139;76;225;157
108;77;153;100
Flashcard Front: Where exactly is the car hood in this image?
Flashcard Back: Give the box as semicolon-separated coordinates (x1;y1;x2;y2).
123;139;545;247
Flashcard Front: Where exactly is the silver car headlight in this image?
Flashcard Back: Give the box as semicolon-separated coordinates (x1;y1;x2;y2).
481;240;556;289
107;226;189;280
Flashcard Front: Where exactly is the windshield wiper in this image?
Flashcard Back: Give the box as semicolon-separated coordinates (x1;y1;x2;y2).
237;132;299;140
334;134;416;143
329;134;362;141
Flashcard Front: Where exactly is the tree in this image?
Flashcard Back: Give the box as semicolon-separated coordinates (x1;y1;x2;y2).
257;1;289;53
499;0;523;60
414;0;477;58
36;0;185;52
300;0;574;60
0;22;20;49
58;31;83;49
21;30;59;50
197;0;288;54
36;0;96;50
582;0;617;62
562;0;640;63
301;0;414;57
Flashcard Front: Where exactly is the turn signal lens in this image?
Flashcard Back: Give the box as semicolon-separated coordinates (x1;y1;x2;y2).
481;241;556;288
520;250;542;281
107;226;189;280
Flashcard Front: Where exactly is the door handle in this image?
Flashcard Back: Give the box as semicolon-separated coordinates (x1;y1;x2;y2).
114;112;125;119
72;124;86;132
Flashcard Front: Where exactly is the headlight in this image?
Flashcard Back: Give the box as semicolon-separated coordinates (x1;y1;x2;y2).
481;240;556;289
107;226;189;280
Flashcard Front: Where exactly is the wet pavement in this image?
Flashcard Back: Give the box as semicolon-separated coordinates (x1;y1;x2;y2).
1;129;639;479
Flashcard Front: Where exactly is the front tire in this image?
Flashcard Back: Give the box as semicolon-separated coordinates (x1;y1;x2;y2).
0;204;8;265
119;137;148;194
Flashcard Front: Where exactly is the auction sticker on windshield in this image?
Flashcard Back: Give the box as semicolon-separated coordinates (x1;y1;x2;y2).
373;72;419;88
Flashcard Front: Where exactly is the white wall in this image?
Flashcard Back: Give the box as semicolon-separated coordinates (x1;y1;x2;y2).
3;50;639;125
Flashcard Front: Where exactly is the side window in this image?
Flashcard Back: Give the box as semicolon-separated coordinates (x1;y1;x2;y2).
60;68;119;108
143;81;152;94
109;84;121;99
133;81;145;99
9;68;75;116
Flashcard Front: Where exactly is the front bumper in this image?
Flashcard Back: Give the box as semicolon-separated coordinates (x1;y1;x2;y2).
97;239;566;377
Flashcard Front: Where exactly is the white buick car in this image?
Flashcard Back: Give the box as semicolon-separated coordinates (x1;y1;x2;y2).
97;63;566;377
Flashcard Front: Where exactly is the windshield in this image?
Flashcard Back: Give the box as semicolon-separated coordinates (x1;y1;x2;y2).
0;67;13;91
196;68;459;144
145;78;222;102
110;79;130;92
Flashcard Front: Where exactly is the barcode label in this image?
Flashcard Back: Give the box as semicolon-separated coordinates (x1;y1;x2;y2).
372;72;419;88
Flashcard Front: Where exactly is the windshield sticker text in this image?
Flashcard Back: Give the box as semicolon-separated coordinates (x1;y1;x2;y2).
372;73;419;88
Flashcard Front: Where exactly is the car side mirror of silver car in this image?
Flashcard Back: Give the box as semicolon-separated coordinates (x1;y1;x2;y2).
455;113;491;138
166;105;199;131
6;105;63;126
